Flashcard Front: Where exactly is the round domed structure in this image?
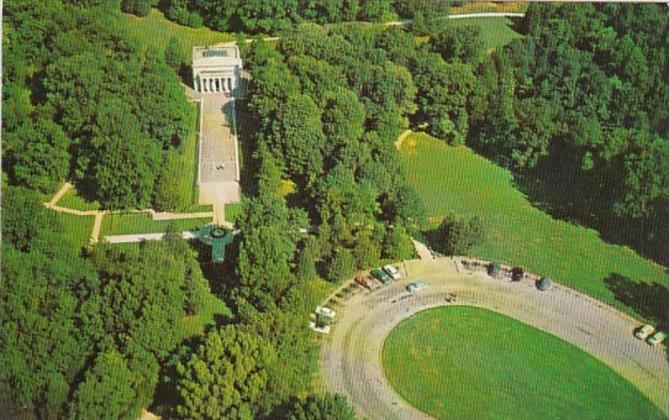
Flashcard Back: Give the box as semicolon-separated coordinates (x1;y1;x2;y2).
537;276;552;291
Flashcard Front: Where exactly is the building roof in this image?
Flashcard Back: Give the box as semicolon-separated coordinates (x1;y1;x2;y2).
193;46;242;69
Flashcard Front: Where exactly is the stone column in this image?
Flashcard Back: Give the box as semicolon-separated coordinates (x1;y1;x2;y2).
219;78;224;92
227;77;232;92
203;77;208;93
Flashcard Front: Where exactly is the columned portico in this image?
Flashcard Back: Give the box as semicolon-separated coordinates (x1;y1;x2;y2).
192;46;243;96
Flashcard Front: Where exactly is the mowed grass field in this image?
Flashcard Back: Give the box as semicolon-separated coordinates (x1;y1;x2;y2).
449;1;528;15
445;17;522;50
58;187;101;211
400;133;669;322
100;213;211;236
55;213;94;248
383;306;665;420
116;9;234;55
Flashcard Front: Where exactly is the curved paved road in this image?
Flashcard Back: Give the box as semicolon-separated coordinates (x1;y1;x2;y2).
320;258;669;419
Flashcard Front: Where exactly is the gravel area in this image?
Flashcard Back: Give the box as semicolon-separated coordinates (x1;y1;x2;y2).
320;258;669;419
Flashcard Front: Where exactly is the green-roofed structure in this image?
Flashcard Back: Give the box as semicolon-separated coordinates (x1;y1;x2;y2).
197;225;234;263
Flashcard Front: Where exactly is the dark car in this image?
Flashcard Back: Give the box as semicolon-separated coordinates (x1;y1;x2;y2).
371;269;392;284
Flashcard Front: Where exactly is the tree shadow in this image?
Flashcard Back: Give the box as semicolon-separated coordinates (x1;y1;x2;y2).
509;145;669;266
233;99;259;196
604;273;669;329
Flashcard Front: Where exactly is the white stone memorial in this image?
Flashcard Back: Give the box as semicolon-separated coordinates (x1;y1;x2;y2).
192;46;242;95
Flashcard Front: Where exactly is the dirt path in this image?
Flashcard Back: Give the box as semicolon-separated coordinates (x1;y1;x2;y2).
45;182;73;207
320;258;669;419
394;129;413;151
43;182;215;244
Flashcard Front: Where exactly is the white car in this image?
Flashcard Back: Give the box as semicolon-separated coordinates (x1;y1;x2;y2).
406;282;428;293
647;331;667;346
383;264;401;280
635;324;655;340
315;306;336;319
309;321;330;334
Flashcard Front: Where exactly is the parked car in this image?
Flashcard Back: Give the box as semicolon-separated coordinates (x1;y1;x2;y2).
635;324;655;340
647;330;668;346
383;264;401;280
406;282;428;293
315;306;336;319
371;269;392;284
309;321;330;335
355;274;372;290
511;267;524;282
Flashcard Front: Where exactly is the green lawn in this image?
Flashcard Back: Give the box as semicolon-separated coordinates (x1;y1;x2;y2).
383;306;664;420
58;187;101;211
55;213;94;248
449;1;528;15
224;202;244;223
445;16;521;50
116;9;234;55
177;103;201;210
400;133;669;322
100;213;211;236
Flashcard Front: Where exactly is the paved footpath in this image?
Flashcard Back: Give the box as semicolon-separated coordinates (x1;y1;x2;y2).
320;258;669;419
198;94;241;224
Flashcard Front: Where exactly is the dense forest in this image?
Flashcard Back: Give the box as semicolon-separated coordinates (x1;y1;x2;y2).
122;0;450;34
468;4;669;263
3;1;194;210
2;1;669;418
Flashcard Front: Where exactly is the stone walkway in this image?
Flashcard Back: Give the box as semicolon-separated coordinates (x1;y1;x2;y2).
196;94;241;224
320;258;669;419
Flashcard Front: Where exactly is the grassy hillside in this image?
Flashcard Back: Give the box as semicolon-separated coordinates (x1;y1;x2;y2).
56;213;94;248
450;1;528;15
400;132;669;323
446;16;522;50
100;213;211;236
383;306;665;419
116;9;234;55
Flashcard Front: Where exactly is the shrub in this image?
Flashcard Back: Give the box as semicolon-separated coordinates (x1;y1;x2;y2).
325;248;356;282
432;213;485;255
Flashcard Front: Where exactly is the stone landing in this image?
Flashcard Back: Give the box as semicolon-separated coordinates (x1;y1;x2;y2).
197;94;240;224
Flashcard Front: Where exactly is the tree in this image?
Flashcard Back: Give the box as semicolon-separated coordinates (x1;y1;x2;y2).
413;52;475;144
121;0;155;16
236;194;304;307
152;150;191;211
296;238;318;283
375;26;417;67
5;118;70;192
352;233;380;269
164;36;187;73
430;25;484;64
432;214;485;255
325;248;356;281
383;224;415;260
267;94;325;184
322;88;366;153
358;0;396;22
283;393;356;420
1;186;62;252
288;56;347;107
1;246;95;418
175;326;277;419
93;132;159;209
68;352;139;420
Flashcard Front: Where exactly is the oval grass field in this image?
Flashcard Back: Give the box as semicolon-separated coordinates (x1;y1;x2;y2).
382;306;665;420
